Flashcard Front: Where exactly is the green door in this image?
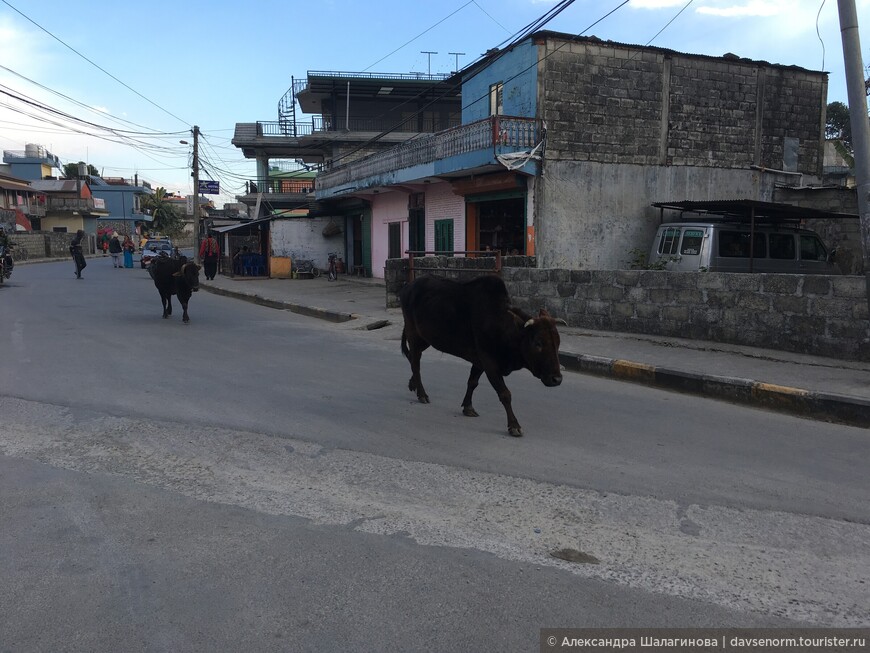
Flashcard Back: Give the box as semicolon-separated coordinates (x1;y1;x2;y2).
434;219;454;255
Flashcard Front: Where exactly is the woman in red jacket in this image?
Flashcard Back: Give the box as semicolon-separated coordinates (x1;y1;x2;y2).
199;233;220;280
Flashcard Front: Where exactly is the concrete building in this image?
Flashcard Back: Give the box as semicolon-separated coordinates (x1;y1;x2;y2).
232;70;462;275
315;31;828;277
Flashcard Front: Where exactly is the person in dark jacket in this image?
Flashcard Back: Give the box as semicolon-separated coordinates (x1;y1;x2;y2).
70;229;87;279
109;233;122;268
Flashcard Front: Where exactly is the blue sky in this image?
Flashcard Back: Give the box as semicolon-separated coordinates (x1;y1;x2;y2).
0;0;867;207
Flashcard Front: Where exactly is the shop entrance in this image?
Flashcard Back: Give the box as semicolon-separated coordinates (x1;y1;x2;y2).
472;196;525;255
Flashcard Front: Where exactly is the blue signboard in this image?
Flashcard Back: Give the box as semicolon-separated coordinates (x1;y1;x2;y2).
198;180;220;194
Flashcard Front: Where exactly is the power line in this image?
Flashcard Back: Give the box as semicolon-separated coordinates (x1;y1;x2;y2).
1;0;190;127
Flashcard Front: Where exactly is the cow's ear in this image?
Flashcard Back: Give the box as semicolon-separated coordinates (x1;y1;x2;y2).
538;309;551;318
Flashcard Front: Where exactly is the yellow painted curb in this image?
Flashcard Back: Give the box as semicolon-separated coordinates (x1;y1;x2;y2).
752;382;810;398
612;359;656;382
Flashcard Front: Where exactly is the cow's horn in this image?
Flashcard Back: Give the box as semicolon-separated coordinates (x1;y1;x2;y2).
524;318;535;328
554;318;568;326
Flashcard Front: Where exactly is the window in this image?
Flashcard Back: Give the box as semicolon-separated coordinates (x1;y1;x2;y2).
719;231;765;258
769;233;796;260
489;82;504;116
680;229;704;256
434;219;454;255
800;234;827;261
388;223;401;260
658;227;680;255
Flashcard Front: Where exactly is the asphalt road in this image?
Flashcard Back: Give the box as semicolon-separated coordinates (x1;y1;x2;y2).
1;257;868;650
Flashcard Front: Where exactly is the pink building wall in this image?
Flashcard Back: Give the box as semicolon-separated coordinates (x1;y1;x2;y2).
369;183;466;278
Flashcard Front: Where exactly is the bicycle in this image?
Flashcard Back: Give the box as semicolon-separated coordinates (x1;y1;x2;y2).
12;245;27;262
327;252;338;282
294;259;321;278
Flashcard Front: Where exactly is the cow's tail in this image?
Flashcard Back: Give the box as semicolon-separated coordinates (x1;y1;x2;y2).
400;328;410;360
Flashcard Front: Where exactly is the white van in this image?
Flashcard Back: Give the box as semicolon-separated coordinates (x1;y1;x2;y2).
648;222;838;274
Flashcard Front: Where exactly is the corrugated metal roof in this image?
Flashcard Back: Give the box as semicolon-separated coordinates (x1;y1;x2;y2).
652;199;858;223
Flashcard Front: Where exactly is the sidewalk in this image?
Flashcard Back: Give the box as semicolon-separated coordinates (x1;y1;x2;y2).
201;273;870;428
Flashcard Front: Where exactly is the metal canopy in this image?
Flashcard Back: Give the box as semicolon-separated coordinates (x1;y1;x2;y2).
652;199;859;224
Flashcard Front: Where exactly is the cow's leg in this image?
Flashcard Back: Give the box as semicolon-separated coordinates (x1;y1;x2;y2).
180;297;190;323
161;291;171;319
405;333;430;403
484;368;522;437
461;365;484;417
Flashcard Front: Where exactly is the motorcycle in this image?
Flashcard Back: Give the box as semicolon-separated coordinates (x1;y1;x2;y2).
0;244;14;284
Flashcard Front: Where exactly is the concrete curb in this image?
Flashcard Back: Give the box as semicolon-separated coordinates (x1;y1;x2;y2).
201;284;356;323
558;352;870;428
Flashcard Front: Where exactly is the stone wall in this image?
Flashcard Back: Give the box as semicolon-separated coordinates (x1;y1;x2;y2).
504;267;870;361
384;257;869;361
9;231;95;258
541;36;826;174
384;255;535;308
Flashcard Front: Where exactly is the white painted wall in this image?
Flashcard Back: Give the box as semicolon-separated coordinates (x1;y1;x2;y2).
271;217;342;270
536;162;780;269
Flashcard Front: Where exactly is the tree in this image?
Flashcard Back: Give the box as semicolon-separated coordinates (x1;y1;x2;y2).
139;187;184;238
826;101;852;144
62;161;99;178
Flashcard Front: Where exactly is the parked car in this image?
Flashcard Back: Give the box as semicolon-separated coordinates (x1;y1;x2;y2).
648;222;838;274
140;239;173;269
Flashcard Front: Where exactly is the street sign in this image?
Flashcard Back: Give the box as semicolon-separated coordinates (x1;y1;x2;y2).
198;180;219;194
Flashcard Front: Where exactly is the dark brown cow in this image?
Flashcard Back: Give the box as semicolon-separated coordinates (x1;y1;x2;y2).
400;274;563;437
151;256;200;323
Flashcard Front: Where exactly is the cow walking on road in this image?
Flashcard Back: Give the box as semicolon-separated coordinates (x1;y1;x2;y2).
399;274;563;437
151;256;201;323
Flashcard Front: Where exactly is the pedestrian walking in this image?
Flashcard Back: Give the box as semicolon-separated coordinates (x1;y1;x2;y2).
70;229;87;279
109;234;122;268
199;233;220;280
122;235;135;268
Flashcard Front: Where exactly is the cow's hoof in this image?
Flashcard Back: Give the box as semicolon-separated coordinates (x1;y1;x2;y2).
162;315;168;319
508;426;523;437
462;406;479;417
417;395;430;404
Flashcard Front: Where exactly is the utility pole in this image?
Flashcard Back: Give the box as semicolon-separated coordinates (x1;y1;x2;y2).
837;0;870;310
192;125;201;264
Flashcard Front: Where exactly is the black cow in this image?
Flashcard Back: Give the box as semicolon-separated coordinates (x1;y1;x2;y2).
151;256;200;323
400;274;563;437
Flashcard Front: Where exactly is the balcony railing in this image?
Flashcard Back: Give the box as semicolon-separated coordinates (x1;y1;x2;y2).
244;178;316;195
317;115;541;190
258;115;460;138
45;198;106;212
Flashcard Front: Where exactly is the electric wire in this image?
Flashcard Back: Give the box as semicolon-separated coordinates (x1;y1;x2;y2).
1;0;190;127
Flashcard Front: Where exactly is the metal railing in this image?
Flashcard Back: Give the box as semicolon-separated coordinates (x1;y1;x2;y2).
306;70;451;82
45;198;105;212
258;115;459;138
244;178;315;195
406;250;502;282
317;115;541;191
